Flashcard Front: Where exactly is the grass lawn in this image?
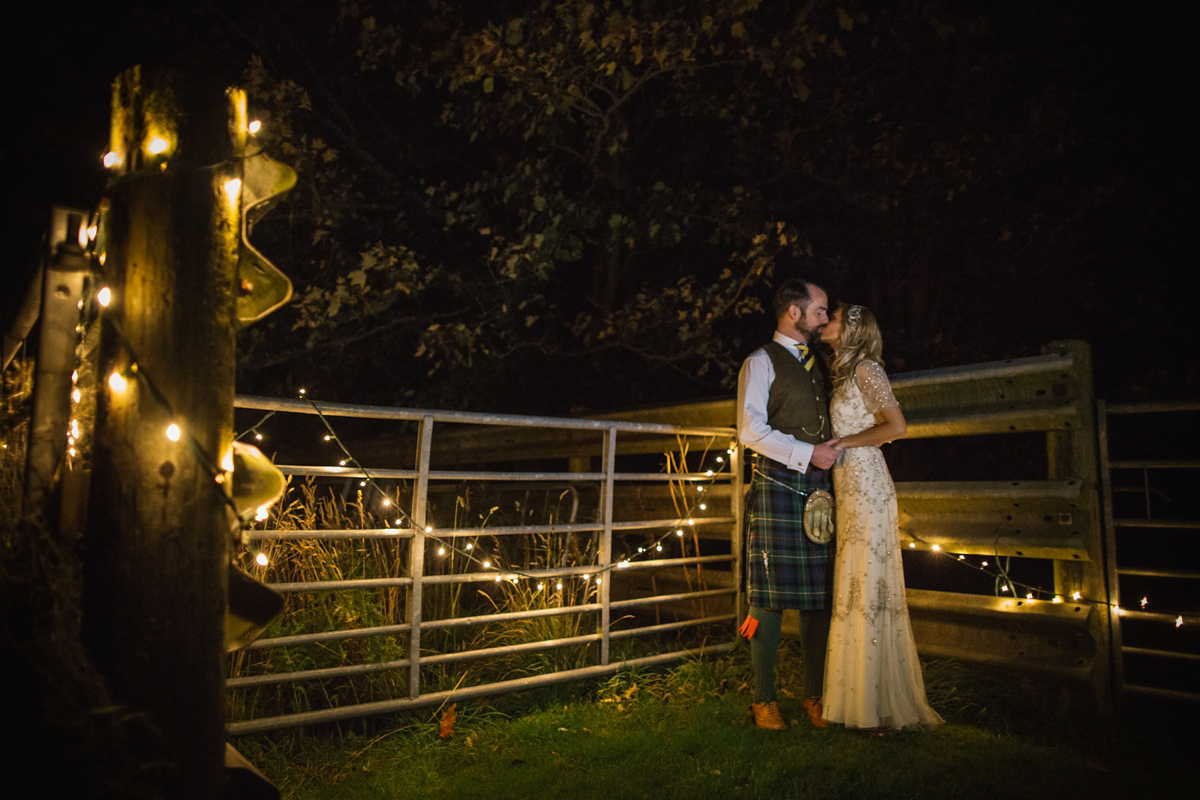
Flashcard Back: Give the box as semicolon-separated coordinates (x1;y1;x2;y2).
235;643;1196;800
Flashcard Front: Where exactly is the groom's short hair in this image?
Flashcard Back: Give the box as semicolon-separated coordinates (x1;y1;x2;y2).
773;278;820;319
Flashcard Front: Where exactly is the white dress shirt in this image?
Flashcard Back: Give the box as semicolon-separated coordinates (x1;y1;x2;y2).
736;331;818;473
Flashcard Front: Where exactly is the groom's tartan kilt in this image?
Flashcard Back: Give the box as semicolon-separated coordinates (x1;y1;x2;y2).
744;455;833;610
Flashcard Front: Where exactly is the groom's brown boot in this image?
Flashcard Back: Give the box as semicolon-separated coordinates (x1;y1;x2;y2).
750;701;788;731
802;696;829;729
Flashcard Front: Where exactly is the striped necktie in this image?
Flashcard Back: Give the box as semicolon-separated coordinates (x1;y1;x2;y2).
796;342;814;372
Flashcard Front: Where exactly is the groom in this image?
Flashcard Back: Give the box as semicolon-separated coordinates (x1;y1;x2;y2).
736;278;840;731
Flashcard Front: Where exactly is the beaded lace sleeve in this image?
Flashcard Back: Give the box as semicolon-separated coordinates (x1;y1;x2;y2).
856;360;899;415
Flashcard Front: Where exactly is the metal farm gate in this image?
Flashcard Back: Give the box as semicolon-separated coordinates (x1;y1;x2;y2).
1098;400;1200;705
227;339;1142;734
226;397;743;735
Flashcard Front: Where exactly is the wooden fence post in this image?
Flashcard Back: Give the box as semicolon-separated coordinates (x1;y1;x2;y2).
82;67;245;799
1045;339;1113;714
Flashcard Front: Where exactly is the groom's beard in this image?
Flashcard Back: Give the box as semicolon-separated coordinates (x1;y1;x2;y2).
797;323;825;344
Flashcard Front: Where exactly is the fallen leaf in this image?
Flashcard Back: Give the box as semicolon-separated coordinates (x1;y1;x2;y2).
437;703;457;739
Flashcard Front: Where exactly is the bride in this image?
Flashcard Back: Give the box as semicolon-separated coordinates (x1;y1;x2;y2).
820;303;942;730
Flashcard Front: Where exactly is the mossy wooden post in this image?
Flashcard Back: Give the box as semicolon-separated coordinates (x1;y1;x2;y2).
83;67;246;799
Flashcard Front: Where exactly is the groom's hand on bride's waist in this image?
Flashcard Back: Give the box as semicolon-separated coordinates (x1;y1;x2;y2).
811;438;841;470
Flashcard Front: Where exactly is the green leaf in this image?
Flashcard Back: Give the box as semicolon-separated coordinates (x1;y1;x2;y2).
482;76;494;93
505;19;523;46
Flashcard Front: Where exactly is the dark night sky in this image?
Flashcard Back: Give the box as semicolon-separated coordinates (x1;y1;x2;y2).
3;1;1194;405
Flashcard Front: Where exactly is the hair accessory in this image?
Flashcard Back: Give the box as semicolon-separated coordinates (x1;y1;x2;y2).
846;305;863;326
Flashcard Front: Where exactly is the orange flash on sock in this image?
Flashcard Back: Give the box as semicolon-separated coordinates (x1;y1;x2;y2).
738;616;759;639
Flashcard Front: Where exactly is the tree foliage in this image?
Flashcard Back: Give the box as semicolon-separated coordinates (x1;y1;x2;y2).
225;0;1191;409
232;0;864;410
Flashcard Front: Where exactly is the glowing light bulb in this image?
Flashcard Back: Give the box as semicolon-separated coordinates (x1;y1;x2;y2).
166;423;181;442
102;151;120;168
254;552;269;566
556;582;563;590
255;506;270;522
494;575;502;582
537;583;544;590
687;519;695;525
699;503;707;510
582;574;590;582
298;388;306;396
324;435;332;441
248;119;262;134
1001;585;1009;593
223;178;242;205
72;388;81;403
618;560;630;568
1140;596;1148;609
254;432;263;441
425;525;433;533
706;469;713;477
909;542;916;548
716;456;724;463
339;459;348;466
1026;592;1034;600
482;560;491;568
981;560;988;567
727;448;734;455
957;555;965;561
696;486;704;493
1072;591;1082;601
931;544;941;552
147;137;170;155
359;480;367;487
595;578;602;585
656;544;663;552
381;498;391;507
221;449;234;472
676;530;683;537
86;224;98;242
437;547;446;556
465;543;473;550
1176;616;1184;628
1052;596;1063;603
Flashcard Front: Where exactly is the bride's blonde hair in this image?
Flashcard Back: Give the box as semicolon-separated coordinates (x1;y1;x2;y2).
831;303;884;388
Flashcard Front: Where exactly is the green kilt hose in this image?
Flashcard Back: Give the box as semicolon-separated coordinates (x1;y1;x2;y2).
745;455;833;610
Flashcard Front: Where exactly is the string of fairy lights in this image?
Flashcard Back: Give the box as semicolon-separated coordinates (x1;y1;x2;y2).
45;116;1185;630
232;396;1191;630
